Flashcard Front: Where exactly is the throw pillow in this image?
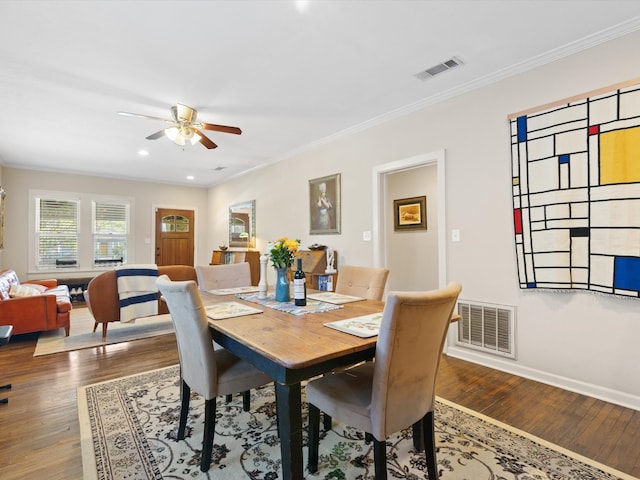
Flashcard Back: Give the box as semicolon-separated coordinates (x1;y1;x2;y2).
8;284;42;298
21;283;48;294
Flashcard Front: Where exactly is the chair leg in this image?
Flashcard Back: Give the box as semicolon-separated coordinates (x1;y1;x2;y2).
412;420;424;452
201;398;216;472
101;323;108;342
242;390;251;411
372;438;387;480
0;383;11;404
422;411;438;479
307;403;321;473
177;380;190;440
93;322;98;333
323;412;332;431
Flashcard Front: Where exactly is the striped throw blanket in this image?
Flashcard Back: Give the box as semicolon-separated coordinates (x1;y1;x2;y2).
115;264;159;323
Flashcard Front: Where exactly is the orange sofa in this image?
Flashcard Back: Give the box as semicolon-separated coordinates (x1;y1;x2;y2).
0;269;72;336
84;265;197;340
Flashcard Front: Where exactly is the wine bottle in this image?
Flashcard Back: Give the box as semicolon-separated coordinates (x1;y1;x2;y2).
293;258;307;306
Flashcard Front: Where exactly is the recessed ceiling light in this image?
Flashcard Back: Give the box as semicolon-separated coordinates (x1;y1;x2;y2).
137;150;149;156
186;175;195;181
295;0;310;13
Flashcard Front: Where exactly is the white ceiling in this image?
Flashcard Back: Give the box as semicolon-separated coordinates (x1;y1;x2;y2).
1;1;640;187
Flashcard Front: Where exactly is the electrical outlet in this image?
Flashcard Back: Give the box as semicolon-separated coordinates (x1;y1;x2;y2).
363;231;372;241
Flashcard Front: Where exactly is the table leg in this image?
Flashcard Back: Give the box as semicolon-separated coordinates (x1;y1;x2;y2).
275;382;303;480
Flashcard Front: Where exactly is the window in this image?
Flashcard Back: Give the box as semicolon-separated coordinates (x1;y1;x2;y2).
93;201;129;266
30;190;134;273
36;197;79;269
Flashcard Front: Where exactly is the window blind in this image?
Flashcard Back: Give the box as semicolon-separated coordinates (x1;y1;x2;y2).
36;198;79;268
93;201;129;266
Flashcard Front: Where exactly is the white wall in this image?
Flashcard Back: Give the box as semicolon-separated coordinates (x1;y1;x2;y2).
208;30;640;409
386;165;439;291
1;167;210;279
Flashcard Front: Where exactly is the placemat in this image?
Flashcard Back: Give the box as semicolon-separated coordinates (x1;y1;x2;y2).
205;301;263;320
236;293;343;316
307;292;365;304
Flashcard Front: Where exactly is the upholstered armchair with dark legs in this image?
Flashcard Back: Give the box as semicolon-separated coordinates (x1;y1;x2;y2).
306;282;462;480
335;265;390;301
195;263;252;291
156;275;273;472
195;262;254;407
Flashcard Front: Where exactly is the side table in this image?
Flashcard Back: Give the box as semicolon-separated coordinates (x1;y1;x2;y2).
0;325;12;404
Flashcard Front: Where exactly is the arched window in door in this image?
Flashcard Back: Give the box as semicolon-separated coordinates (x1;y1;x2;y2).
161;214;190;233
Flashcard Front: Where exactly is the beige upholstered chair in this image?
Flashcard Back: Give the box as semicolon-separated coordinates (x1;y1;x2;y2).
307;282;462;480
335;265;390;301
156;275;273;472
195;263;252;291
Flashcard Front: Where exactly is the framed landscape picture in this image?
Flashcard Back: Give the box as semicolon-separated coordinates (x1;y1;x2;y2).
309;173;341;234
394;195;427;231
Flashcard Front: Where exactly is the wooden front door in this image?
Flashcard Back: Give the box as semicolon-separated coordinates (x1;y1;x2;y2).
155;208;195;266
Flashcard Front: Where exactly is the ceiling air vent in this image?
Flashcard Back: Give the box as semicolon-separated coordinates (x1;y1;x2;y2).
214;166;226;171
414;57;463;81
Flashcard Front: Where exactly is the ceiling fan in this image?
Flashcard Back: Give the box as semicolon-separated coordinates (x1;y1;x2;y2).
117;104;242;149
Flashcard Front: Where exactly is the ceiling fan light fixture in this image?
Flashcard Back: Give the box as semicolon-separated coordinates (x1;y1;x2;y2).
164;126;183;145
164;126;201;146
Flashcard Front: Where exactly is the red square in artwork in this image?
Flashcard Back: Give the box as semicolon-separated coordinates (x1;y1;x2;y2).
588;125;600;135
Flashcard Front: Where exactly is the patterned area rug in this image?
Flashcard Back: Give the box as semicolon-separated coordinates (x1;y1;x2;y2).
77;365;635;480
34;307;174;356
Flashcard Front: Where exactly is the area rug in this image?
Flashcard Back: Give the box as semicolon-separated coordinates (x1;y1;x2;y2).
77;365;636;480
34;307;174;356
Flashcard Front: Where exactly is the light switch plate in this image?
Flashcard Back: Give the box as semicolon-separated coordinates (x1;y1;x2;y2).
451;229;461;242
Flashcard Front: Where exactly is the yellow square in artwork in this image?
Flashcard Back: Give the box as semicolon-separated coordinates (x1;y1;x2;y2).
600;126;640;185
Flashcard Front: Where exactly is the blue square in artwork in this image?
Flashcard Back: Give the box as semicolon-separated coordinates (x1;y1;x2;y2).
517;116;527;142
559;154;569;164
526;282;536;288
613;256;640;292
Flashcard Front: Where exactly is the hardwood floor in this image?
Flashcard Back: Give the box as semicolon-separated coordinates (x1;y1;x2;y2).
0;330;638;479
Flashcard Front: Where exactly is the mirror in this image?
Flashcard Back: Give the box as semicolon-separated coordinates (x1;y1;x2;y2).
229;200;256;248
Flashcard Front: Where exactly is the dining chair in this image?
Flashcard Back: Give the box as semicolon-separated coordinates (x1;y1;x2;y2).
321;265;391;430
195;262;254;407
335;265;390;301
195;263;252;291
156;275;273;472
306;281;462;480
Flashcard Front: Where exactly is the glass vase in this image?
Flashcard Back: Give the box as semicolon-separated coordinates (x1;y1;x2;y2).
275;267;290;302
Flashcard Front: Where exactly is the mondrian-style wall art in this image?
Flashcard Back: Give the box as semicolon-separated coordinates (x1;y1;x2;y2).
509;79;640;298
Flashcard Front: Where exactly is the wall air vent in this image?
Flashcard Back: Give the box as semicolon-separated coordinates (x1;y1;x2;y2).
455;299;515;359
414;57;463;81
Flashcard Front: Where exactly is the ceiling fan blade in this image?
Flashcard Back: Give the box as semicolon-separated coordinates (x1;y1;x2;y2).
194;129;218;149
200;122;242;135
146;129;165;140
117;111;172;122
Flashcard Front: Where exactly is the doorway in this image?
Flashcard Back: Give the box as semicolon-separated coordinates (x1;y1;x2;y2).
155;208;195;266
372;150;447;288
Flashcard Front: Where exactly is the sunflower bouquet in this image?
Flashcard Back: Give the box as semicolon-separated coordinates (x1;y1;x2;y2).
268;237;300;268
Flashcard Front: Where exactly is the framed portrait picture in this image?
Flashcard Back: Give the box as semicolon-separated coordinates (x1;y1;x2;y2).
394;195;427;231
309;173;341;234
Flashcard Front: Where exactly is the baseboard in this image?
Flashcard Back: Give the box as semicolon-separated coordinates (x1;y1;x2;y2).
445;346;640;412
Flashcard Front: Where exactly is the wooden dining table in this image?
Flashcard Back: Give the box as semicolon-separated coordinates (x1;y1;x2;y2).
202;291;385;480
